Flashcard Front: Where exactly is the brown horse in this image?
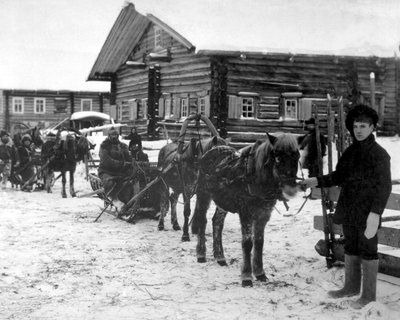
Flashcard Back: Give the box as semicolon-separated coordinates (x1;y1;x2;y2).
192;133;300;287
41;130;90;197
157;135;227;241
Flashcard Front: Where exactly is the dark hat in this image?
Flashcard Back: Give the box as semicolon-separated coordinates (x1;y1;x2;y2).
0;130;10;138
22;134;32;143
108;127;119;135
345;104;378;134
304;118;315;125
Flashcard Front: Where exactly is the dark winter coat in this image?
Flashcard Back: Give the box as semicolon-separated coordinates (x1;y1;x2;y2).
17;145;32;165
318;134;391;227
98;138;132;177
0;140;19;164
123;132;142;151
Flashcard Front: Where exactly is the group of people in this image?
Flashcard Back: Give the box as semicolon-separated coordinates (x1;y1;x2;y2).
0;130;38;191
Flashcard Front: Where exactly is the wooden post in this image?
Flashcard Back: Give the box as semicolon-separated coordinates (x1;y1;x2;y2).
370;72;376;111
338;97;346;157
326;94;333;174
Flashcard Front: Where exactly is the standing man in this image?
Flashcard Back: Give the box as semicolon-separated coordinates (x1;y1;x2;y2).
301;104;391;309
0;130;20;189
17;135;37;191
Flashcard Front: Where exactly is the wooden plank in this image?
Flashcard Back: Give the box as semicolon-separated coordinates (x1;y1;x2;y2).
314;216;400;247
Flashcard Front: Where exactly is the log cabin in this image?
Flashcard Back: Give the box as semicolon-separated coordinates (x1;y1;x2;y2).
0;89;110;135
88;3;400;143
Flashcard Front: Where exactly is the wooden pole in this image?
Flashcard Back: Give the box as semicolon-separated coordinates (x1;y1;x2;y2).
326;94;333;174
314;103;336;268
370;72;376;111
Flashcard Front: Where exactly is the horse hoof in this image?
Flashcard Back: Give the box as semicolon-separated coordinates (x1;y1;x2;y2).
158;225;164;231
62;194;67;198
242;280;253;287
217;260;228;266
71;193;76;198
181;235;190;242
197;257;207;263
256;274;268;282
173;224;181;231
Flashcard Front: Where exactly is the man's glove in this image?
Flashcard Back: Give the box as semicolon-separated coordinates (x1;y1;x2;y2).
364;212;380;239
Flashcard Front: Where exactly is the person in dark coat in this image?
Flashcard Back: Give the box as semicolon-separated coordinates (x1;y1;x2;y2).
16;135;37;191
123;127;143;158
0;130;20;189
98;127;133;210
301;104;392;309
299;118;327;178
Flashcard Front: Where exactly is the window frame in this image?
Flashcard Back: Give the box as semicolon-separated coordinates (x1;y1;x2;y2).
180;98;189;118
34;97;46;114
284;98;298;120
81;99;93;112
12;97;24;114
240;97;255;119
199;97;206;115
154;26;163;50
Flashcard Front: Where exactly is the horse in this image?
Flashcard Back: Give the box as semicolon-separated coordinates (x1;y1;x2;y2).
191;133;300;287
41;130;90;198
157;135;227;241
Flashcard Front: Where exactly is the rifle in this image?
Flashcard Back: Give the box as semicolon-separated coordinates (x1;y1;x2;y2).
314;104;336;268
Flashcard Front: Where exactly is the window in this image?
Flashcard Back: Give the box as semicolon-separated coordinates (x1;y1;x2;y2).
54;98;68;114
154;26;163;49
181;98;188;117
241;97;254;118
284;99;298;119
34;98;46;114
199;98;206;115
81;99;92;111
189;98;198;115
12;97;24;113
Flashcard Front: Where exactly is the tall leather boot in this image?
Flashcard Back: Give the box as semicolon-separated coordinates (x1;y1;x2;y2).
351;259;379;309
328;254;361;298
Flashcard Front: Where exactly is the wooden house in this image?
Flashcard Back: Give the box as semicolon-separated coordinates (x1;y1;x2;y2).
0;89;110;134
88;3;400;143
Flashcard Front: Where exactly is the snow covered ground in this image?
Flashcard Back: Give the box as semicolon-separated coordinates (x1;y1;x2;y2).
1;136;400;320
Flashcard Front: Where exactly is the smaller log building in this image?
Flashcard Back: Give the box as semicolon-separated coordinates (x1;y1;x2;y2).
0;89;110;134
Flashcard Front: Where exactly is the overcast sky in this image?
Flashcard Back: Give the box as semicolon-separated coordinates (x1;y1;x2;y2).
1;0;399;92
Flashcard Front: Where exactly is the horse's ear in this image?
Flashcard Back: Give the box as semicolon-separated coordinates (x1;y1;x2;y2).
212;135;218;144
266;133;277;145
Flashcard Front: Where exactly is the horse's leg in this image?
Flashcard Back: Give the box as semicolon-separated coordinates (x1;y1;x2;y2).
239;208;254;287
61;172;67;198
45;169;54;193
252;204;273;282
212;206;228;266
69;169;76;197
181;193;191;241
170;191;181;231
195;190;211;263
158;187;169;231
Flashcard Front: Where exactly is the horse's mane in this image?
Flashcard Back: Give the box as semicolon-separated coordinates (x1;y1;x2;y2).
253;134;298;184
200;136;227;154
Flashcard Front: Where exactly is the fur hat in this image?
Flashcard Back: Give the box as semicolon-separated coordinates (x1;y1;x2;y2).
0;130;10;138
108;127;119;135
345;104;378;134
21;134;32;143
304;118;315;125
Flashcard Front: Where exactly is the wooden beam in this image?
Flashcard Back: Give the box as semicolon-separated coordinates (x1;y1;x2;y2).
314;216;400;247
